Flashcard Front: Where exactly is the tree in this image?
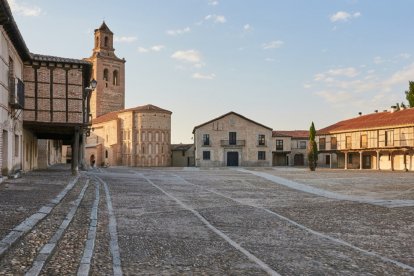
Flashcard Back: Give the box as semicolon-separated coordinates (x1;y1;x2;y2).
405;81;414;108
308;122;318;171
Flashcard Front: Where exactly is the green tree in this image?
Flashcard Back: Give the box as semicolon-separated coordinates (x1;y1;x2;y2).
405;81;414;108
308;122;318;171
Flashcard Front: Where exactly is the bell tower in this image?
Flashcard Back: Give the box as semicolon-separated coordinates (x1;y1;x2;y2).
86;21;126;118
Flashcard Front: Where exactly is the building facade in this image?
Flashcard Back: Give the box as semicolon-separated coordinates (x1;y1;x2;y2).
171;144;195;167
193;112;273;167
272;130;309;166
316;107;414;171
86;104;171;167
0;1;30;177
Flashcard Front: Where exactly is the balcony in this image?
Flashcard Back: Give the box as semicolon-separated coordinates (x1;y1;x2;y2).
9;78;24;109
220;139;245;147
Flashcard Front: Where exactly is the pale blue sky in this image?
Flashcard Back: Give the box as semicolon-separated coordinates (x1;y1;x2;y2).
10;0;414;143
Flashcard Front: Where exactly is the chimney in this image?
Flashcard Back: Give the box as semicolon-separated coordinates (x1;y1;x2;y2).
374;110;378;113
390;106;397;113
358;112;362;116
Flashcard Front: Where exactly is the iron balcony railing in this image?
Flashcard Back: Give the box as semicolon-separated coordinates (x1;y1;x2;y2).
220;139;246;147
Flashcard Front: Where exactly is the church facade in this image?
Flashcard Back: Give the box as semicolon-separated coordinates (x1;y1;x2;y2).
84;22;171;167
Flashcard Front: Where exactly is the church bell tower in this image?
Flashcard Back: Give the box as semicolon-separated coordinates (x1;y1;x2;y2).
86;21;126;118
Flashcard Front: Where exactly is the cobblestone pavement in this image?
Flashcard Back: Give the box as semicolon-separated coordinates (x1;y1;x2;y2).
0;165;413;275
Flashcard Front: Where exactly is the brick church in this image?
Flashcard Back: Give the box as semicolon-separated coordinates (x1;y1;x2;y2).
85;22;172;167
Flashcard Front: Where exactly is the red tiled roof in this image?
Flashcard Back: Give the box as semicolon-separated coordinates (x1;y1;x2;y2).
91;111;119;124
318;108;414;134
92;104;172;124
192;111;273;134
273;130;309;138
119;104;172;114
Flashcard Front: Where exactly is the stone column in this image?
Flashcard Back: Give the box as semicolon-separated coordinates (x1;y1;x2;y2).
376;151;380;170
390;152;394;171
404;151;408;172
345;152;348;170
72;127;80;175
359;151;363;170
329;153;332;169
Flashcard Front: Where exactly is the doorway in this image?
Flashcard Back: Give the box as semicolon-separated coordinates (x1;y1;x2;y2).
294;154;304;166
227;152;238;166
90;154;96;167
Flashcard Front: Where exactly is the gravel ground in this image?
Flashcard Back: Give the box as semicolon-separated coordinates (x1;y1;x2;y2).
41;182;94;275
0;177;86;275
90;179;113;275
1;165;413;275
111;167;413;275
0;165;75;240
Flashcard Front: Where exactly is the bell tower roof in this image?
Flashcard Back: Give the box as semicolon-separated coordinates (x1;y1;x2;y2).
96;21;113;34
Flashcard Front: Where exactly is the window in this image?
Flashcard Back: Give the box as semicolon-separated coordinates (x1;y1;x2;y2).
229;132;237;145
8;57;14;96
385;131;393;146
95;36;99;48
14;135;19;157
105;150;108;158
258;134;265;146
319;138;326;150
103;69;109;81
104;36;109;47
346;136;352;149
360;134;368;148
203;151;210;160
331;137;337;150
203;134;210;146
258;151;266;160
299;141;307;149
276;140;283;150
113;70;118;86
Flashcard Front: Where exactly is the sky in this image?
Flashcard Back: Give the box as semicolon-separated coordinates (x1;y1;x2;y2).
9;0;414;143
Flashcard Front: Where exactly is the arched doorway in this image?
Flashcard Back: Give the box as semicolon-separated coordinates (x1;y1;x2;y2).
294;154;304;166
90;154;96;167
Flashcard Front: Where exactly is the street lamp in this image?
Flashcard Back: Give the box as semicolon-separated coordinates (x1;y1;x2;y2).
79;79;97;171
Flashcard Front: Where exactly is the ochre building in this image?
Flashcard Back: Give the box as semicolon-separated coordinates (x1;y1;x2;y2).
86;104;171;167
316;107;414;171
84;22;171;167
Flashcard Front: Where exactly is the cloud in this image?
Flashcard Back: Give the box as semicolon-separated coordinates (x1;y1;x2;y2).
205;14;226;23
262;40;284;50
192;72;216;80
8;0;42;16
114;36;137;43
171;50;202;63
243;24;252;32
314;67;359;82
208;0;219;6
151;45;165;52
330;11;361;22
166;27;191;36
373;56;385;64
137;45;165;53
398;53;411;59
310;63;414;109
